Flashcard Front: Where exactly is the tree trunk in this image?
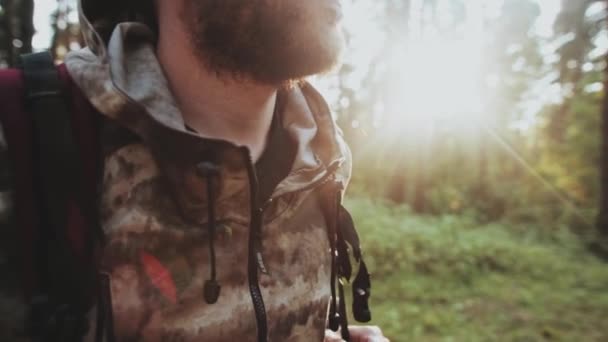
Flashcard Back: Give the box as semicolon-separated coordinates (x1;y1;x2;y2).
1;0;34;67
18;0;34;55
384;0;411;204
413;121;436;214
386;151;409;204
0;0;14;65
598;46;608;236
412;151;428;213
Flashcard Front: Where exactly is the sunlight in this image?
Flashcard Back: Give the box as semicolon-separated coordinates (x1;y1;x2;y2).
398;35;483;119
312;0;565;142
30;0;564;142
343;0;485;139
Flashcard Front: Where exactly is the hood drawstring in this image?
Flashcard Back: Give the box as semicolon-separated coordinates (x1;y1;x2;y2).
197;162;221;304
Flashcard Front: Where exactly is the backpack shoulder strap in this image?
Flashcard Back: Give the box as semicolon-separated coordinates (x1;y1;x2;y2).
21;52;78;232
20;51;97;341
0;61;37;300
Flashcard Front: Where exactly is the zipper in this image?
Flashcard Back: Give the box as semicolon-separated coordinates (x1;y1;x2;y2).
254;158;342;265
243;149;268;342
256;159;343;274
267;159;343;204
242;153;343;342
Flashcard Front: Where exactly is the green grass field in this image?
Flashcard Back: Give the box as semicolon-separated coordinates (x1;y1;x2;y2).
345;197;608;342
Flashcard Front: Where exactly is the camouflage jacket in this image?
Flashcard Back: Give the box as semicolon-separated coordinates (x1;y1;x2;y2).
0;4;353;342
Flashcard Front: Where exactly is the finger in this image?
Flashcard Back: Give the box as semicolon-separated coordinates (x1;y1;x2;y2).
349;325;382;336
324;329;344;342
348;326;387;342
356;337;390;342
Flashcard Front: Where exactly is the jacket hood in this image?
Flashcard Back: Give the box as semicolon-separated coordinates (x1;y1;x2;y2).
66;2;351;210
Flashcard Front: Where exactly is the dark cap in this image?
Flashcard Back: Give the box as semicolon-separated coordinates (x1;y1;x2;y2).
78;0;157;52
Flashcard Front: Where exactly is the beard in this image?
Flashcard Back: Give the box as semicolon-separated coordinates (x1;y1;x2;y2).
183;0;344;85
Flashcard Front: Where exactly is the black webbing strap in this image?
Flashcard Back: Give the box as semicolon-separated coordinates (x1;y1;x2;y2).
20;51;90;342
320;180;373;341
320;181;351;341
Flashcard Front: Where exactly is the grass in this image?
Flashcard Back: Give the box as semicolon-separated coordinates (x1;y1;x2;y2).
344;196;608;342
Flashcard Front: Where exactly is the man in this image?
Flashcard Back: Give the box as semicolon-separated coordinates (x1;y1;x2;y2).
0;0;388;341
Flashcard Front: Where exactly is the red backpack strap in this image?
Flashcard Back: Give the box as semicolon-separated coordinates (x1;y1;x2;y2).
0;64;36;294
0;52;102;341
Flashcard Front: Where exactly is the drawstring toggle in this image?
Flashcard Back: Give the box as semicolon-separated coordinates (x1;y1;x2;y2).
197;161;221;304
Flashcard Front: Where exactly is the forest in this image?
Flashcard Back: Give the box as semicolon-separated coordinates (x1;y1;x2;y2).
1;0;608;341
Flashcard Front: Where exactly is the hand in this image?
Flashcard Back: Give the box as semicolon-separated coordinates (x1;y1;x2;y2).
324;326;390;342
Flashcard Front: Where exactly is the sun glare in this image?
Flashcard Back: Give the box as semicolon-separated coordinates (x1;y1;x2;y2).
313;0;486;140
30;0;563;142
312;0;563;142
391;36;483;126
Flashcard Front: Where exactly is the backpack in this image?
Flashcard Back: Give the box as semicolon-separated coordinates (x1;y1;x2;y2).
0;51;110;342
0;52;371;342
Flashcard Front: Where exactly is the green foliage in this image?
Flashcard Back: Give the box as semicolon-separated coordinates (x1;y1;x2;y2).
337;0;607;237
22;1;606;231
537;75;603;208
345;196;608;341
4;0;607;340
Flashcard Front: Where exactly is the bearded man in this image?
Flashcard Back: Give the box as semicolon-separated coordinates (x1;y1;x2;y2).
0;0;388;341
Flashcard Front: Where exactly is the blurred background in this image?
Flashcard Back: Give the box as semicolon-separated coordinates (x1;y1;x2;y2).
2;0;608;340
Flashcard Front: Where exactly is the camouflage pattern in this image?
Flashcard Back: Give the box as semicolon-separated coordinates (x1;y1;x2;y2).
61;5;352;342
0;0;352;339
85;143;336;341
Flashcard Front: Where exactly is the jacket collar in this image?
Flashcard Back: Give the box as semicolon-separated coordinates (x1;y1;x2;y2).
65;19;351;198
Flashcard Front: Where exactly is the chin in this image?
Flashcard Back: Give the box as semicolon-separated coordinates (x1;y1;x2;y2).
236;25;345;85
185;0;345;85
279;24;345;81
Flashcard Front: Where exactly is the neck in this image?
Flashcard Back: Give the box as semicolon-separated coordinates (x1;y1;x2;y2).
156;3;277;161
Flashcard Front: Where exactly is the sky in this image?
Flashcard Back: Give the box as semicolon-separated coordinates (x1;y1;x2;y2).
32;0;77;50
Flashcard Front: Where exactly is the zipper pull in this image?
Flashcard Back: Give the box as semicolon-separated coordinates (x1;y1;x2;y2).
255;238;269;275
255;207;270;275
256;250;269;275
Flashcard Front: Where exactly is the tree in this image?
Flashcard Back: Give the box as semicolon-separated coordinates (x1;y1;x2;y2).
382;0;412;205
545;0;608;234
0;0;34;67
0;1;12;66
598;1;608;236
50;0;83;61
